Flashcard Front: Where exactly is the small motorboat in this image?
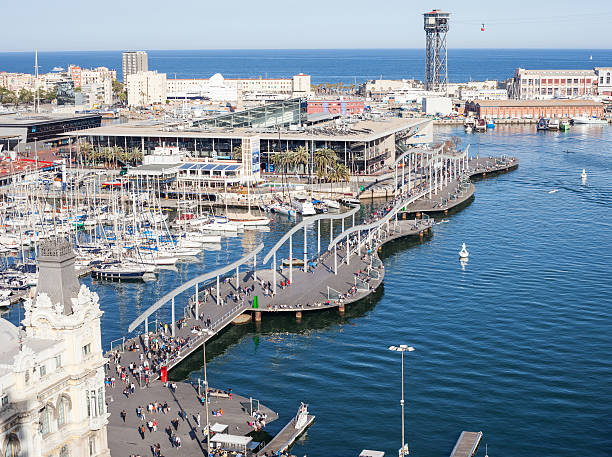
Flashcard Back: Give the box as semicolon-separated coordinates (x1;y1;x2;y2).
340;197;361;207
270;204;297;217
548;189;559;194
474;118;486;132
322;199;341;209
486;118;495;129
572;116;607;125
548;119;560;130
459;242;469;259
559;119;571;131
536;117;549;131
581;169;587;180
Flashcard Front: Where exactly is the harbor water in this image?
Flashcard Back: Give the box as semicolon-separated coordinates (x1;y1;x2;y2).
4;124;612;456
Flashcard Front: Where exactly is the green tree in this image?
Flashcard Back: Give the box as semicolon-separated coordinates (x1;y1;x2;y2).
314;148;337;181
331;163;350;183
129;147;143;165
112;79;126;103
16;89;33;106
79;142;94;165
290;146;309;175
232;145;242;161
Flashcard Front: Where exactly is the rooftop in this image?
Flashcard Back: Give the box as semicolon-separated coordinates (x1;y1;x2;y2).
0;112;101;127
65;117;429;143
469;99;602;107
516;68;595;75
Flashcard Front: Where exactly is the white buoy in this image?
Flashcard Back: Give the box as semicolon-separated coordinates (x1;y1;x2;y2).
459;242;469;259
581;169;587;180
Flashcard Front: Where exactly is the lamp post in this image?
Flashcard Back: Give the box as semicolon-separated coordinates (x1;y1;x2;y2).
389;345;415;456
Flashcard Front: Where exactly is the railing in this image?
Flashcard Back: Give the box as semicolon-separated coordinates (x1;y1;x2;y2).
109;337;125;353
355;276;369;292
327;286;342;300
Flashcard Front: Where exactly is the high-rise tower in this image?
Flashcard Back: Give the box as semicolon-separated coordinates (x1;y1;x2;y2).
122;51;148;82
423;9;450;93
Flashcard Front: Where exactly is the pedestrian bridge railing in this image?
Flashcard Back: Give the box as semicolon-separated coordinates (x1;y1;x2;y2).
128;243;264;334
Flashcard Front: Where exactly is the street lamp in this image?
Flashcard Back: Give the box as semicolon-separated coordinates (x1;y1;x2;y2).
389;345;415;457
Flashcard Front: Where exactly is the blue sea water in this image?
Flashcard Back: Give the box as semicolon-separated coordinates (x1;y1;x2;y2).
4;124;611;457
1;48;611;83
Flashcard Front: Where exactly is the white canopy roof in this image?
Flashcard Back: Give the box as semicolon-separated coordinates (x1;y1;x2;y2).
210;423;228;433
210;433;252;446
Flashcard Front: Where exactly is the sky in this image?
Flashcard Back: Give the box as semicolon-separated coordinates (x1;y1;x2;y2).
2;0;612;52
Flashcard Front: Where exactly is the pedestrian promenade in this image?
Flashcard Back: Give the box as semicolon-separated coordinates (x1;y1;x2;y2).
103;153;517;456
106;377;277;457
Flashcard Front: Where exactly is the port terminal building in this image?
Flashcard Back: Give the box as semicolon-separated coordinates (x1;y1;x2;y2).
0;113;102;150
465;99;604;119
66;98;432;176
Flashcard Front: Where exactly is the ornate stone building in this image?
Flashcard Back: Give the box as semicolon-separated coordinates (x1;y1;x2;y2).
0;238;110;457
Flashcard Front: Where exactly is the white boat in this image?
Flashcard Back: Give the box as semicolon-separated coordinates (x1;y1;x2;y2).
459;242;469;259
292;196;316;216
464;117;475;132
340;197;361;207
175;238;203;249
322;199;341;209
199;220;241;232
227;214;271;226
572;116;608;125
91;261;156;281
182;232;222;244
139;254;179;266
270;204;296;217
581;169;587;179
548;119;560;130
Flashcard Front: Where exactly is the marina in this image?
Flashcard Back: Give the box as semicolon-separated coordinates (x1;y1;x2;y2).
93;145;516;456
0;30;610;457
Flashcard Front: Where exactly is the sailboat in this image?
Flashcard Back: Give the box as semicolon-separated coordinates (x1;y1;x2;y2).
227;178;270;226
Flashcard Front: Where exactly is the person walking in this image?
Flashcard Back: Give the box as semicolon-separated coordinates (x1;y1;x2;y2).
196;413;200;427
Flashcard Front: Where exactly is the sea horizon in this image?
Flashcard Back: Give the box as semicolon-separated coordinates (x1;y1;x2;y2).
2;48;611;84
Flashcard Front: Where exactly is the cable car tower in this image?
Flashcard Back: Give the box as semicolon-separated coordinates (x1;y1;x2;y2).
423;9;450;93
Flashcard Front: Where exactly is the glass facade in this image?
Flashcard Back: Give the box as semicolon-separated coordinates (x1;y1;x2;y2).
195;98;307;129
56;80;75;106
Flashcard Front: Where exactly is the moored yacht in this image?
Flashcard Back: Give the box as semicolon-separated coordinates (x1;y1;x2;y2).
292;196;316;216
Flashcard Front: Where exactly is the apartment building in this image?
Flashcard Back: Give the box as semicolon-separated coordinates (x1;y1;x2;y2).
122;51;148;83
126;71;167;106
0;72;35;92
510;68;596;99
166;73;311;100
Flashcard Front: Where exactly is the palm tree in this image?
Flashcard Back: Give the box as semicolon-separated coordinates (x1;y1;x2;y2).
271;150;293;198
129;147;144;165
290;146;309;175
80;142;94;166
232;145;242;161
314;148;337;181
332;163;350;183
